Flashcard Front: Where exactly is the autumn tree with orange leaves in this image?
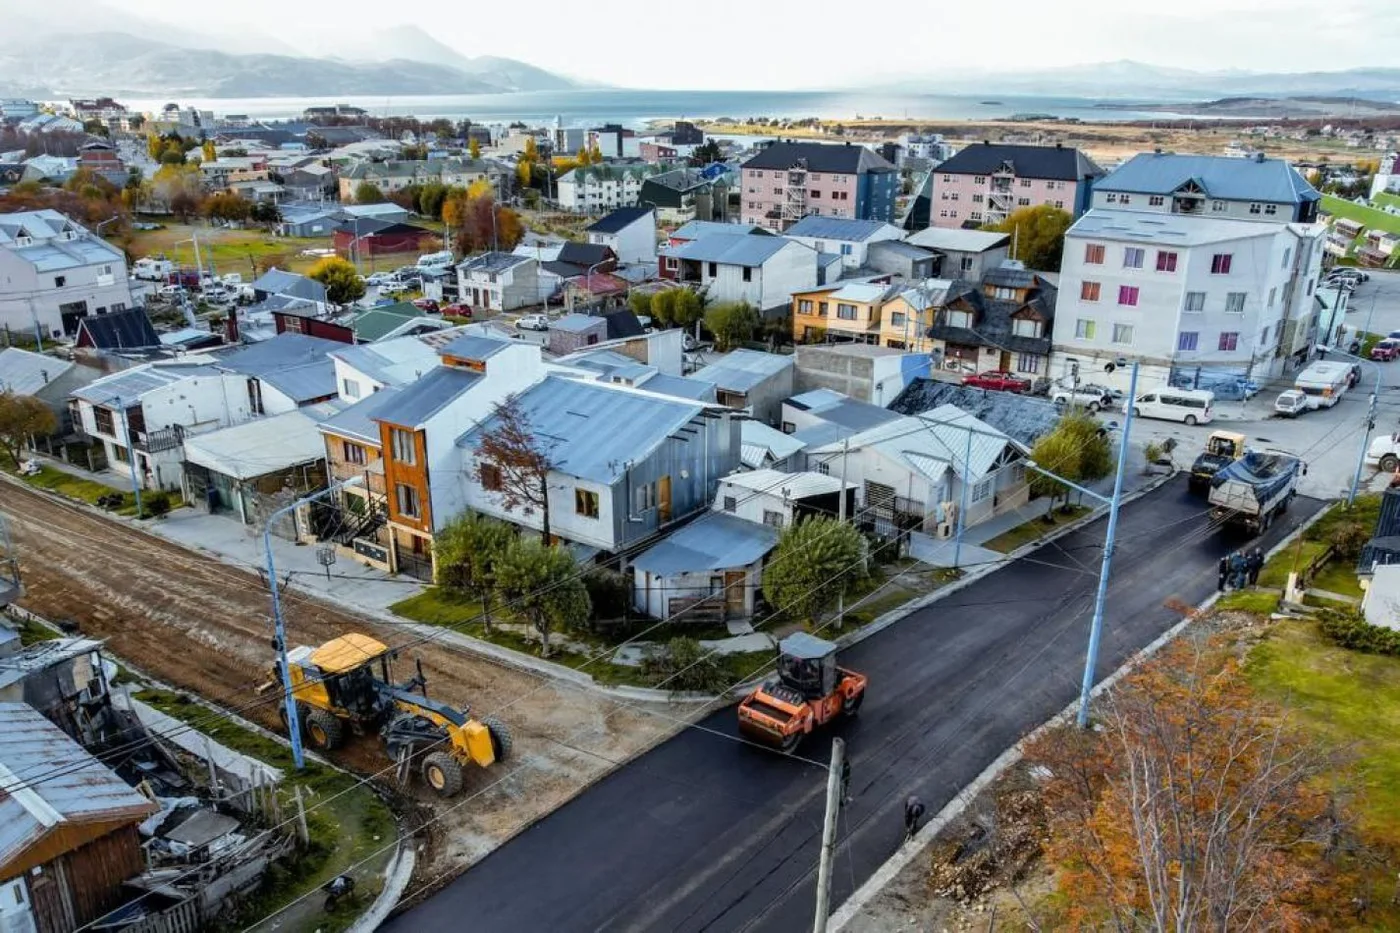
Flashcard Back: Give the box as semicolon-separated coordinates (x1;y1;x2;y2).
1026;633;1343;932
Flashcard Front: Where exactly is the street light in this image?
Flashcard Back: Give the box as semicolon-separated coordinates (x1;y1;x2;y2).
1315;343;1381;506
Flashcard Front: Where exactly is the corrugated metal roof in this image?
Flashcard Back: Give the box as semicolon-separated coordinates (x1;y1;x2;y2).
663;232;799;266
692;349;794;393
810;404;1013;482
0;702;156;868
319;384;403;443
631;512;779;575
72;363;220;406
0;638;104;691
459;251;533;274
741;420;807;461
637;373;716;402
332;337;440;387
670;220;762;241
785;216;898;242
936;142;1104;182
905;228;1010;253
215;333;340;402
720;468;847;499
439;333;513;361
887;380;1060;447
251;269;326;303
76;308;160;350
183;409;329;480
1067;209;1279;246
375;366;482;428
459;375;705;484
585;207;653;234
786;388;847;411
1096;152;1320;203
551;313;606;334
0;348;74;395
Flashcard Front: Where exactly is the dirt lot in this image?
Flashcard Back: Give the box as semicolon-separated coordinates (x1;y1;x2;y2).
1;481;677;887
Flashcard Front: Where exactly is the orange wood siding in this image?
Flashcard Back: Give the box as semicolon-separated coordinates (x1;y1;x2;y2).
379;423;432;531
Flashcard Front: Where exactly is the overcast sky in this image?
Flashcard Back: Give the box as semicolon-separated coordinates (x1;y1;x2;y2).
101;0;1399;90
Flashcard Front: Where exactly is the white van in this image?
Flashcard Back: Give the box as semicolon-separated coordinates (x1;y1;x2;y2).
1124;388;1214;425
417;250;454;269
1293;360;1352;410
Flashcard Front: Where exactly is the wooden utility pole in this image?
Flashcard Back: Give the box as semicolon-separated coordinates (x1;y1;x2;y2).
813;737;845;933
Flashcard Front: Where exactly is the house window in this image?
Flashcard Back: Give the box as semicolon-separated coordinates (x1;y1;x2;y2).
1019;178;1031;188
818;301;829;317
1249;202;1262;214
1118;285;1139;306
343;441;366;465
840;243;853;255
707;262;717;277
836;303;858;320
94;406;114;435
723;495;737;512
1011;319;1041;338
1015;352;1041;374
1218;332;1239;351
1184;291;1206;312
993;286;1017;300
971;211;983;222
480;463;503;491
972;194;984;204
1123;248;1144;269
1075;319;1096;340
1224;292;1246;314
1084;243;1105;264
1149;195;1165;206
1017;197;1030;207
1212;200;1227;212
1106;193;1118;203
390;427;416;465
762;510;784;528
1178;331;1199;351
960;257;975;273
395;483;421;518
635;482;656;513
1264;204;1278;216
1210;253;1233;274
890;312;906;327
575;488;600;519
342;379;361;399
971;478;993;502
797;299;814;314
1080;281;1101;302
1155;251;1178;272
1267;286;1277;308
1261;325;1271;345
742;266;752;282
946;310;972;328
54;276;66;287
1112;323;1135;344
817;460;830;475
810;190;822;199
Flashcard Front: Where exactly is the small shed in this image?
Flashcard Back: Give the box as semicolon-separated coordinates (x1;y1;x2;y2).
547;313;608;355
692;349;796;425
0;703;157;933
632;513;780;622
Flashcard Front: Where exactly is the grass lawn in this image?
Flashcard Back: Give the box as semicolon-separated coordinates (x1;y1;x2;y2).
1247;620;1400;925
136;688;395;933
5;461;184;517
1374;191;1400;212
122;221;334;277
1310;558;1365;599
1322;195;1400;237
982;505;1092;553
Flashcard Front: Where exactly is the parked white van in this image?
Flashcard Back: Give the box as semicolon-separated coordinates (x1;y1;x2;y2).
1124;388;1214;425
1293;360;1352;410
417;250;454;269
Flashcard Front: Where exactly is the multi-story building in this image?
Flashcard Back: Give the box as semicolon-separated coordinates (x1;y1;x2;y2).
739;142;898;231
898;133;955;164
659;233;818;312
637;169;731;224
789;279;897;345
456;252;545;311
1050;210;1325;392
1087;151;1321;224
584;207;657;264
588;124;641;159
76;142;127;187
200;156;270;191
928;142;1104;229
338;158;496;201
0;210;135;339
556;164;663;213
923;267;1059;380
782;216;907;270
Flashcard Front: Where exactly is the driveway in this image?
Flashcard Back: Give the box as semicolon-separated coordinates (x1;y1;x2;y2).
383;477;1324;933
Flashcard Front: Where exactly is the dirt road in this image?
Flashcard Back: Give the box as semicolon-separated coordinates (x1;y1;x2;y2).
1;481;674;887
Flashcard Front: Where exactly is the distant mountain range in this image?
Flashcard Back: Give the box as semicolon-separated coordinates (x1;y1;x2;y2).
0;11;576;99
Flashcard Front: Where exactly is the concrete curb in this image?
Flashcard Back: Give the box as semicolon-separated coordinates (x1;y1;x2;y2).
827;481;1315;932
348;839;416;933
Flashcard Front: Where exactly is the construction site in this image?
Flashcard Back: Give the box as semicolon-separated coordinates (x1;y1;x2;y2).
0;479;678;931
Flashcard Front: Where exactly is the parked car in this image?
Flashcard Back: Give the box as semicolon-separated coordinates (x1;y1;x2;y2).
413;298;440;313
962;371;1032;393
516;313;549;331
380;282;409;297
1327;268;1368;284
440;303;472;318
1049;383;1114;412
1372;339;1400;361
366;272;394;286
1274;390;1309;418
1124;388;1214;425
157;284;185;297
1367;433;1400;473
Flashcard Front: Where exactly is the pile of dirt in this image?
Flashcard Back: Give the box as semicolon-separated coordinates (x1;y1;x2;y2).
926;779;1047;904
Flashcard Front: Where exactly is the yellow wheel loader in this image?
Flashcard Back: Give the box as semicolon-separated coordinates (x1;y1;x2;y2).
262;633;511;796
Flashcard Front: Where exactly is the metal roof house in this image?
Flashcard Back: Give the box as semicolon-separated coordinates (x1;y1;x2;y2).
584;206;657;264
0;347;100;430
459;375;741;555
692;349;796;425
0;702;157;933
214;333;341;413
1089;151;1321;223
659;233;818;312
0;209;136;339
783;216;906;270
631;513;780;623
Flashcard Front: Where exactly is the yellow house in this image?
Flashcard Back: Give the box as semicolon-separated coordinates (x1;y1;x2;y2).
791;280;896;345
878;286;940;352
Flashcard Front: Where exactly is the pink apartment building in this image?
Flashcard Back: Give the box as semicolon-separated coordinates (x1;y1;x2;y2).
739;141;898;232
928;142;1104;230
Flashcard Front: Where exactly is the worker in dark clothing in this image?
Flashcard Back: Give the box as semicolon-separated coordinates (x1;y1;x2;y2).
904;795;926;842
1247;548;1265;586
1218;555;1230;592
1229;552;1248;590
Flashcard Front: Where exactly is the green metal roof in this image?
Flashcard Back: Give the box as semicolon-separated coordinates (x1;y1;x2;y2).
351;302;431;342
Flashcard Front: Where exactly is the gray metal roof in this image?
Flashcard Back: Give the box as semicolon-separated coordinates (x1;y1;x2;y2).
551;313;606;334
585;206;652;234
251;269;327;303
216;334;340;403
459;251;533;274
1096;152;1320;203
784;216;899;242
320;384;403;442
375;366;482;428
638;372;716;402
740;420;807;463
439;333;513;361
1067;210;1279;246
887;380;1060;447
631;512;779;575
869;240;935;260
721;468;846;499
459;375;705;484
692;349;794;393
905;228;1010;253
0;348;74;395
332;338;440;387
72;363;221;406
0;702;156;868
664;233;799;266
780;631;836;660
183;409;330;480
670;220;763;240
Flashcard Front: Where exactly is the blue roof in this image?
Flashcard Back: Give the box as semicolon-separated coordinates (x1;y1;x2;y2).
640;373;716;402
459;376;704;484
439;333;513;361
784;216;896;242
215;333;340;403
664;233;799;266
251;269;327;302
375;366;482;428
551;313;605;334
1096;152;1320;204
692;349;794;393
671;220;763;240
320;385;404;442
631;512;779;575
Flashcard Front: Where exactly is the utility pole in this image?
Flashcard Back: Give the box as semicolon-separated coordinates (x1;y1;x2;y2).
115;396;143;517
812;737;845;933
952;424;973;570
837;438;849;522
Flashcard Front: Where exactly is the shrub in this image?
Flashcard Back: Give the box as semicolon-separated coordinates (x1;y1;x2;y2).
641;637;728;694
582;567;631;622
1317;608;1400;656
1331;520;1371;561
141;491;171;519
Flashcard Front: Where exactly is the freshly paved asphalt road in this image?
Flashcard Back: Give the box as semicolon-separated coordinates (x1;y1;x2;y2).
384;477;1324;933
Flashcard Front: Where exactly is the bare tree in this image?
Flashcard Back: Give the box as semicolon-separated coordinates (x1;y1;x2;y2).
473;396;556;543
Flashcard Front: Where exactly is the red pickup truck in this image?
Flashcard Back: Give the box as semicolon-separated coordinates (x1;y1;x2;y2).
1371;339;1400;361
962;370;1033;393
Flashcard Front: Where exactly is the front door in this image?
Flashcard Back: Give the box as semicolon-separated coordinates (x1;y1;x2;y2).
658;475;672;522
0;877;37;933
999;350;1012;371
724;570;747;616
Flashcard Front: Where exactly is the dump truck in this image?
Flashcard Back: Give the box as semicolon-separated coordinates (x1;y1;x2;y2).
1208;451;1304;535
264;633;511;796
736;632;866;754
1189;431;1247;494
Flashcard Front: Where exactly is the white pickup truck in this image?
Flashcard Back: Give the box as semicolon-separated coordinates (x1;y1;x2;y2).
1367;433;1400;473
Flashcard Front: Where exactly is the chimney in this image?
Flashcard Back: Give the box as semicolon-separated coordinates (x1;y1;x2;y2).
1255;152;1266;163
982;140;990;146
225;307;239;344
1055;142;1063;149
40;369;49;384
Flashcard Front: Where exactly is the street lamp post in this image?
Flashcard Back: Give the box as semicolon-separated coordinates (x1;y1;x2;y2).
266;476;363;769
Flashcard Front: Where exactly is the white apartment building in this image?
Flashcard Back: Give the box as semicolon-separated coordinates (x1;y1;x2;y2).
1088;151;1322;225
556;164;660;213
1050;210;1325;394
0;210;135;339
